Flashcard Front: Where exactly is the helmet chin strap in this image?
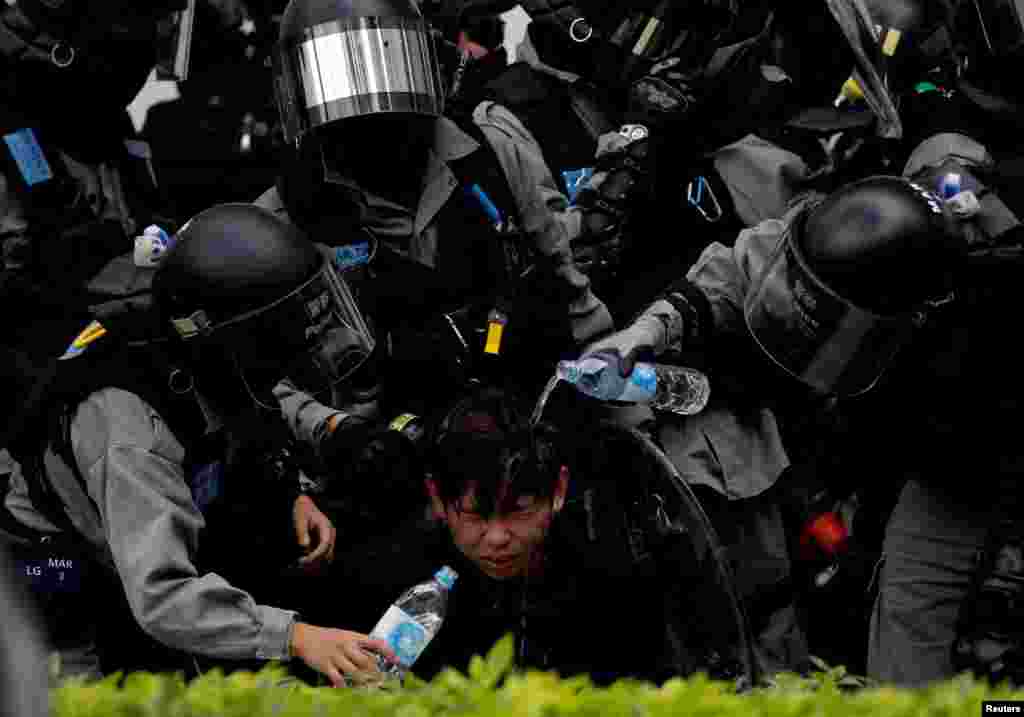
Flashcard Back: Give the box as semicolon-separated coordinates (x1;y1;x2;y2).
230;349;286;414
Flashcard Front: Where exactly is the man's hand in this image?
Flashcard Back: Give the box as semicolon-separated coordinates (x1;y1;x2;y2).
290;623;396;687
292;495;336;570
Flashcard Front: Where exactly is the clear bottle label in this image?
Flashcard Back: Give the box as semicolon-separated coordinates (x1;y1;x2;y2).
370;605;430;668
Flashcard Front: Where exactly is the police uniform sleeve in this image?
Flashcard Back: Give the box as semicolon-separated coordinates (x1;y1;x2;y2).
70;388;297;661
683;218;788;336
641;196;818;355
471;101;614;343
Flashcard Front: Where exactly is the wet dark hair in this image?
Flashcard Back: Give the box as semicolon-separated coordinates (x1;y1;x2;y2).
428;385;562;517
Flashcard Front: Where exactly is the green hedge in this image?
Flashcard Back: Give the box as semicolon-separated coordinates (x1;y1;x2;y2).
51;636;1022;716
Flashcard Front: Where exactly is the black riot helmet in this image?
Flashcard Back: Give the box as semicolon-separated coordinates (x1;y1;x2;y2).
745;176;964;397
272;0;447;146
153;204;374;413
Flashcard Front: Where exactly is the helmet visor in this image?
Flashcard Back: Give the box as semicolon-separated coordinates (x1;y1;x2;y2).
744;226;921;397
172;259;374;400
273;16;445;144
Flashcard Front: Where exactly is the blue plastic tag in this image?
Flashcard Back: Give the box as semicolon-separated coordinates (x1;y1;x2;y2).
562;167;594;204
18;554;83;594
468;184;503;228
3;128;54;186
333;241;371;271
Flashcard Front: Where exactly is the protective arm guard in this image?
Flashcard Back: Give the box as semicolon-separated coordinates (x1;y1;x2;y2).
574;53;702;243
575;134;653;241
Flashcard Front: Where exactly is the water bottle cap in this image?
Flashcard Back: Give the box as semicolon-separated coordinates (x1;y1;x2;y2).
434;566;458;590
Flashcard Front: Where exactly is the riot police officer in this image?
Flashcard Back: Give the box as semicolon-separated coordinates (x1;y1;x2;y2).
258;0;614;473
3;204;395;684
578;174;966;674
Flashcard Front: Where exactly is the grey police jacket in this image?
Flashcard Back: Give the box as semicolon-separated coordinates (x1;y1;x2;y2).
4;388;298;662
654;201;815;501
657;128;1023;501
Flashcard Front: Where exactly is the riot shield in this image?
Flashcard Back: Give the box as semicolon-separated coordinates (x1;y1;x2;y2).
532;380;760;688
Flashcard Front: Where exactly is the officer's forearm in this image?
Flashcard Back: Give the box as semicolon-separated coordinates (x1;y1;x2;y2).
643;280;715;354
578;136;651;241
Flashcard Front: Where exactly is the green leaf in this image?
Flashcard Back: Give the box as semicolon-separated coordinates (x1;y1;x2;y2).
469;655;486;684
403;672;429;690
807;655;831;672
480;634;515;686
47;640;1024;717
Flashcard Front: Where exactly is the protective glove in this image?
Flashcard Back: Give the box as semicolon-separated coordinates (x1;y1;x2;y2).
346;429;423;518
318;415;377;475
319;416;424;519
628;56;700;130
579;299;682;377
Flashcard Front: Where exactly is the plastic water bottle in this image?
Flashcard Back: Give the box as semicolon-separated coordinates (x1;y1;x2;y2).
557;353;710;416
369;566;458;679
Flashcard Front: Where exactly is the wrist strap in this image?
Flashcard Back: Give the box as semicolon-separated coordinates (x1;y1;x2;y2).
658;280;713;348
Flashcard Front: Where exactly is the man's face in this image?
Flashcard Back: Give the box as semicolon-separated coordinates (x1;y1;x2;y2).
429;473;568;581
